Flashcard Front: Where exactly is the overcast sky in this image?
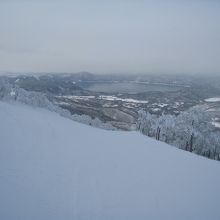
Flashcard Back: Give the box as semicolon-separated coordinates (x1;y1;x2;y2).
0;0;219;74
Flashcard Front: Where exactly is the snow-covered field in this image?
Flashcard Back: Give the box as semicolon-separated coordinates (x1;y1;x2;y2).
99;95;149;104
212;121;220;128
0;101;220;220
205;97;220;102
58;95;149;104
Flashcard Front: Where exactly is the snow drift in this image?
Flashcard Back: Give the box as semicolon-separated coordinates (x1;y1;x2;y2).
0;101;220;220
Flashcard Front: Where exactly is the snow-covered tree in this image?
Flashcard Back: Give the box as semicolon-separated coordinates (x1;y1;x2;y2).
137;107;220;160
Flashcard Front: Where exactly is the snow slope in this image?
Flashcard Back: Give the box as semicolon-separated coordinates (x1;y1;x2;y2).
0;101;220;220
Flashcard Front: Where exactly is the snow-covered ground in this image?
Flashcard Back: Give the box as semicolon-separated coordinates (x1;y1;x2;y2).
99;95;149;103
60;95;96;100
0;101;220;220
212;121;220;128
205;97;220;102
59;95;149;104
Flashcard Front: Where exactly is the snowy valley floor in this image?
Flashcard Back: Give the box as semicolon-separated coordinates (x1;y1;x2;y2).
0;101;220;220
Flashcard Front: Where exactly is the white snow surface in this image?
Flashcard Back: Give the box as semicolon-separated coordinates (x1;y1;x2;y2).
99;95;149;104
205;97;220;102
0;101;220;220
212;121;220;128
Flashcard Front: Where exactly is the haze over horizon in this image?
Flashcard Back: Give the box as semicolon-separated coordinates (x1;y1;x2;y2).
0;0;220;75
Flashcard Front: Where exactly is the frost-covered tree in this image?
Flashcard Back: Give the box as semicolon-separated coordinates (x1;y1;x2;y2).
137;110;157;137
154;114;176;143
137;106;220;160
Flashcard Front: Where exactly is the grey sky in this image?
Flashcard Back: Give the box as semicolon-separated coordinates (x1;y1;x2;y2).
0;0;220;74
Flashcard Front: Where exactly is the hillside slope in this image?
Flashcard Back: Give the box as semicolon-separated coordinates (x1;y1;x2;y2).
0;101;220;220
